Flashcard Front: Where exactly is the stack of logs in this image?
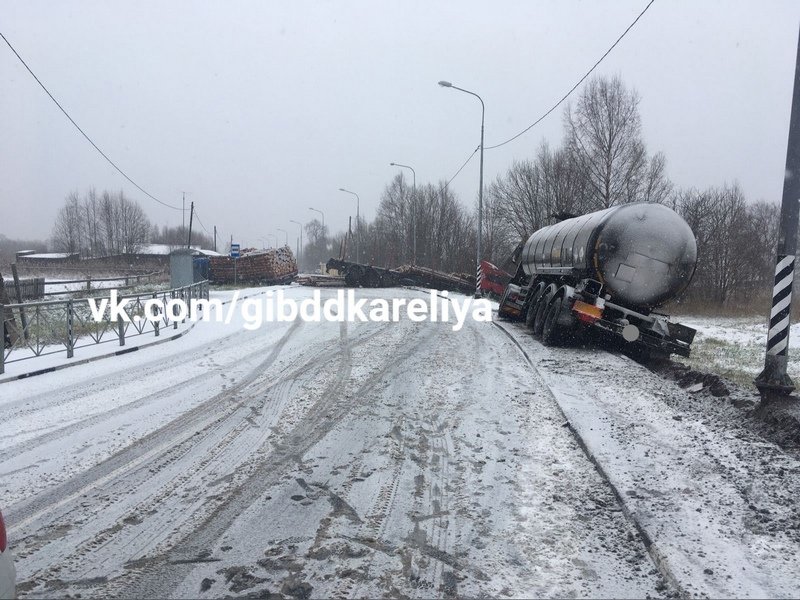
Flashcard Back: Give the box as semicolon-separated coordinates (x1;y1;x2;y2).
209;246;298;284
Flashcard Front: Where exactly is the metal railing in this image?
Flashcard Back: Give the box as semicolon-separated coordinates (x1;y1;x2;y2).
1;280;209;374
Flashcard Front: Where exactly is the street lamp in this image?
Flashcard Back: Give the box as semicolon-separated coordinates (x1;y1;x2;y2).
389;162;416;264
277;227;288;246
289;219;303;264
338;188;360;263
439;79;485;297
309;207;325;232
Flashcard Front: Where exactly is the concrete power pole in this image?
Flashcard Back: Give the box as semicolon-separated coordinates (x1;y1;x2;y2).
187;202;194;248
755;26;800;399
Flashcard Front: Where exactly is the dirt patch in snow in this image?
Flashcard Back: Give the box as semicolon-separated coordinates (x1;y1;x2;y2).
648;359;800;452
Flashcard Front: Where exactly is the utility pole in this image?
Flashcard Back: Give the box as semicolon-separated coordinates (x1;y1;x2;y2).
187;202;194;248
390;163;417;264
290;219;303;266
338;189;360;263
755;26;800;400
438;80;485;297
213;225;217;253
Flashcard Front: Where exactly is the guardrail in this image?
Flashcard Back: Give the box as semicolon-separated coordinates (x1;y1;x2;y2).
1;280;209;374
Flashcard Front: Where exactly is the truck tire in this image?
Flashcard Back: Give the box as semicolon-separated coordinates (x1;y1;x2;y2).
533;286;554;337
364;267;381;288
345;265;363;287
524;283;545;328
542;295;564;346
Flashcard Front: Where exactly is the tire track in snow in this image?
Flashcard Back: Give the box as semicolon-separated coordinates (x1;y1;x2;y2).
491;319;684;596
1;326;253;417
120;319;439;599
11;320;399;584
0;325;287;470
7;319;306;532
12;320;403;596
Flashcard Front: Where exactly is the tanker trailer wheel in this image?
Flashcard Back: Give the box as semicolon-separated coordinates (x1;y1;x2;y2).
542;295;565;346
532;285;555;337
524;283;546;328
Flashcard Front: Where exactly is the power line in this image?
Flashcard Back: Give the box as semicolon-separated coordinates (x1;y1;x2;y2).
0;30;182;211
484;0;656;150
445;145;480;189
192;207;212;236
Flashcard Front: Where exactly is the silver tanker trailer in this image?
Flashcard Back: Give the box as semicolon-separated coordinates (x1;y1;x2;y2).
497;202;698;357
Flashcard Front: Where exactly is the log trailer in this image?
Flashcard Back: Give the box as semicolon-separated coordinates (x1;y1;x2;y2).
498;203;698;357
324;258;476;295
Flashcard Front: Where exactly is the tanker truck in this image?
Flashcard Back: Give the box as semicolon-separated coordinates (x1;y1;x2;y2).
497;202;698;357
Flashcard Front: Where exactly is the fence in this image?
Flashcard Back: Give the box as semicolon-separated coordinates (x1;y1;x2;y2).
1;280;209;375
16;278;45;300
38;272;161;297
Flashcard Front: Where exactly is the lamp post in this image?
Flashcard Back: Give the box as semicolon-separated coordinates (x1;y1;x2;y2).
338;188;360;263
390;162;417;264
439;80;484;297
309;207;325;232
309;206;325;250
290;219;303;265
277;227;288;246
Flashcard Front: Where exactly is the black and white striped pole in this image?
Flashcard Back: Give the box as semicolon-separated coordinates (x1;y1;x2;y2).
755;27;800;398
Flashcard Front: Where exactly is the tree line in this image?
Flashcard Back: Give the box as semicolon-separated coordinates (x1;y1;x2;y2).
51;189;213;257
43;74;781;308
318;75;779;308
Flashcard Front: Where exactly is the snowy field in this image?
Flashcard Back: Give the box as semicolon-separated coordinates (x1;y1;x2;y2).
676;316;800;385
2;286;800;598
41;278;127;296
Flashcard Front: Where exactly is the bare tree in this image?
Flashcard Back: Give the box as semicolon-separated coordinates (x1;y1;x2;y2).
353;177;475;273
677;183;768;305
150;224;213;249
117;193;150;253
564;75;669;209
640;152;673;204
51;189;151;257
51;191;84;253
747;200;781;281
302;219;329;271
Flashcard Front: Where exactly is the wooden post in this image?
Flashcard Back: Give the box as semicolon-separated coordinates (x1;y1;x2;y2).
0;273;19;347
10;264;29;342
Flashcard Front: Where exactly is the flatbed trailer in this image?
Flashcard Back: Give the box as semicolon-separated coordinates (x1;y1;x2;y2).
323;258;476;295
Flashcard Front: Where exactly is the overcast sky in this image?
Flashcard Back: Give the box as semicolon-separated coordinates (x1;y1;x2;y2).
3;0;800;249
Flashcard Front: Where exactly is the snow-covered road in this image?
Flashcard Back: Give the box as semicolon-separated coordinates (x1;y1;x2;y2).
3;287;666;598
3;286;799;598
